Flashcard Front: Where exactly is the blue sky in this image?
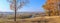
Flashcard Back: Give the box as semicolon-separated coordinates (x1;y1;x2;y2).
0;0;46;12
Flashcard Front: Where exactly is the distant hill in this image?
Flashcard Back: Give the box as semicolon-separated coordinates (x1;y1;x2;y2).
0;12;44;14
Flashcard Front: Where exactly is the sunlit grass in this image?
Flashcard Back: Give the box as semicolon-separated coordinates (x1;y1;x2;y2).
0;16;60;23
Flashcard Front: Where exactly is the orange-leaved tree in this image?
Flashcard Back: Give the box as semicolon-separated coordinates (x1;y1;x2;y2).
43;0;60;16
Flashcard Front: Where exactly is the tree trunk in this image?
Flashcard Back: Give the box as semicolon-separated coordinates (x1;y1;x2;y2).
49;10;51;16
14;0;16;21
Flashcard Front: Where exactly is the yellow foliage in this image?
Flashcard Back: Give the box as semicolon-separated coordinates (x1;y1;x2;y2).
43;0;60;16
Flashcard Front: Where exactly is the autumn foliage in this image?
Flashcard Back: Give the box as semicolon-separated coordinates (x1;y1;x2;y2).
43;0;60;16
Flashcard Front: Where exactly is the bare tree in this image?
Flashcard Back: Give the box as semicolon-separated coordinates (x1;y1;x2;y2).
7;0;29;21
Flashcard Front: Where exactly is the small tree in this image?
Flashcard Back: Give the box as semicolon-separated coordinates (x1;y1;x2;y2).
7;0;29;21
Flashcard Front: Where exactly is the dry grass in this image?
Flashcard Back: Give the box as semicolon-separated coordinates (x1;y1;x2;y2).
0;16;60;23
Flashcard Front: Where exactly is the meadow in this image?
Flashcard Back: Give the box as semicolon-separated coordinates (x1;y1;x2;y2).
0;12;60;23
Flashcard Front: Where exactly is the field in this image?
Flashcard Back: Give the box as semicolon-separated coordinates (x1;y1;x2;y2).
0;16;60;23
0;12;60;23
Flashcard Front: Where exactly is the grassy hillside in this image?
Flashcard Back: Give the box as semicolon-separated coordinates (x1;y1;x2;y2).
0;16;60;23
